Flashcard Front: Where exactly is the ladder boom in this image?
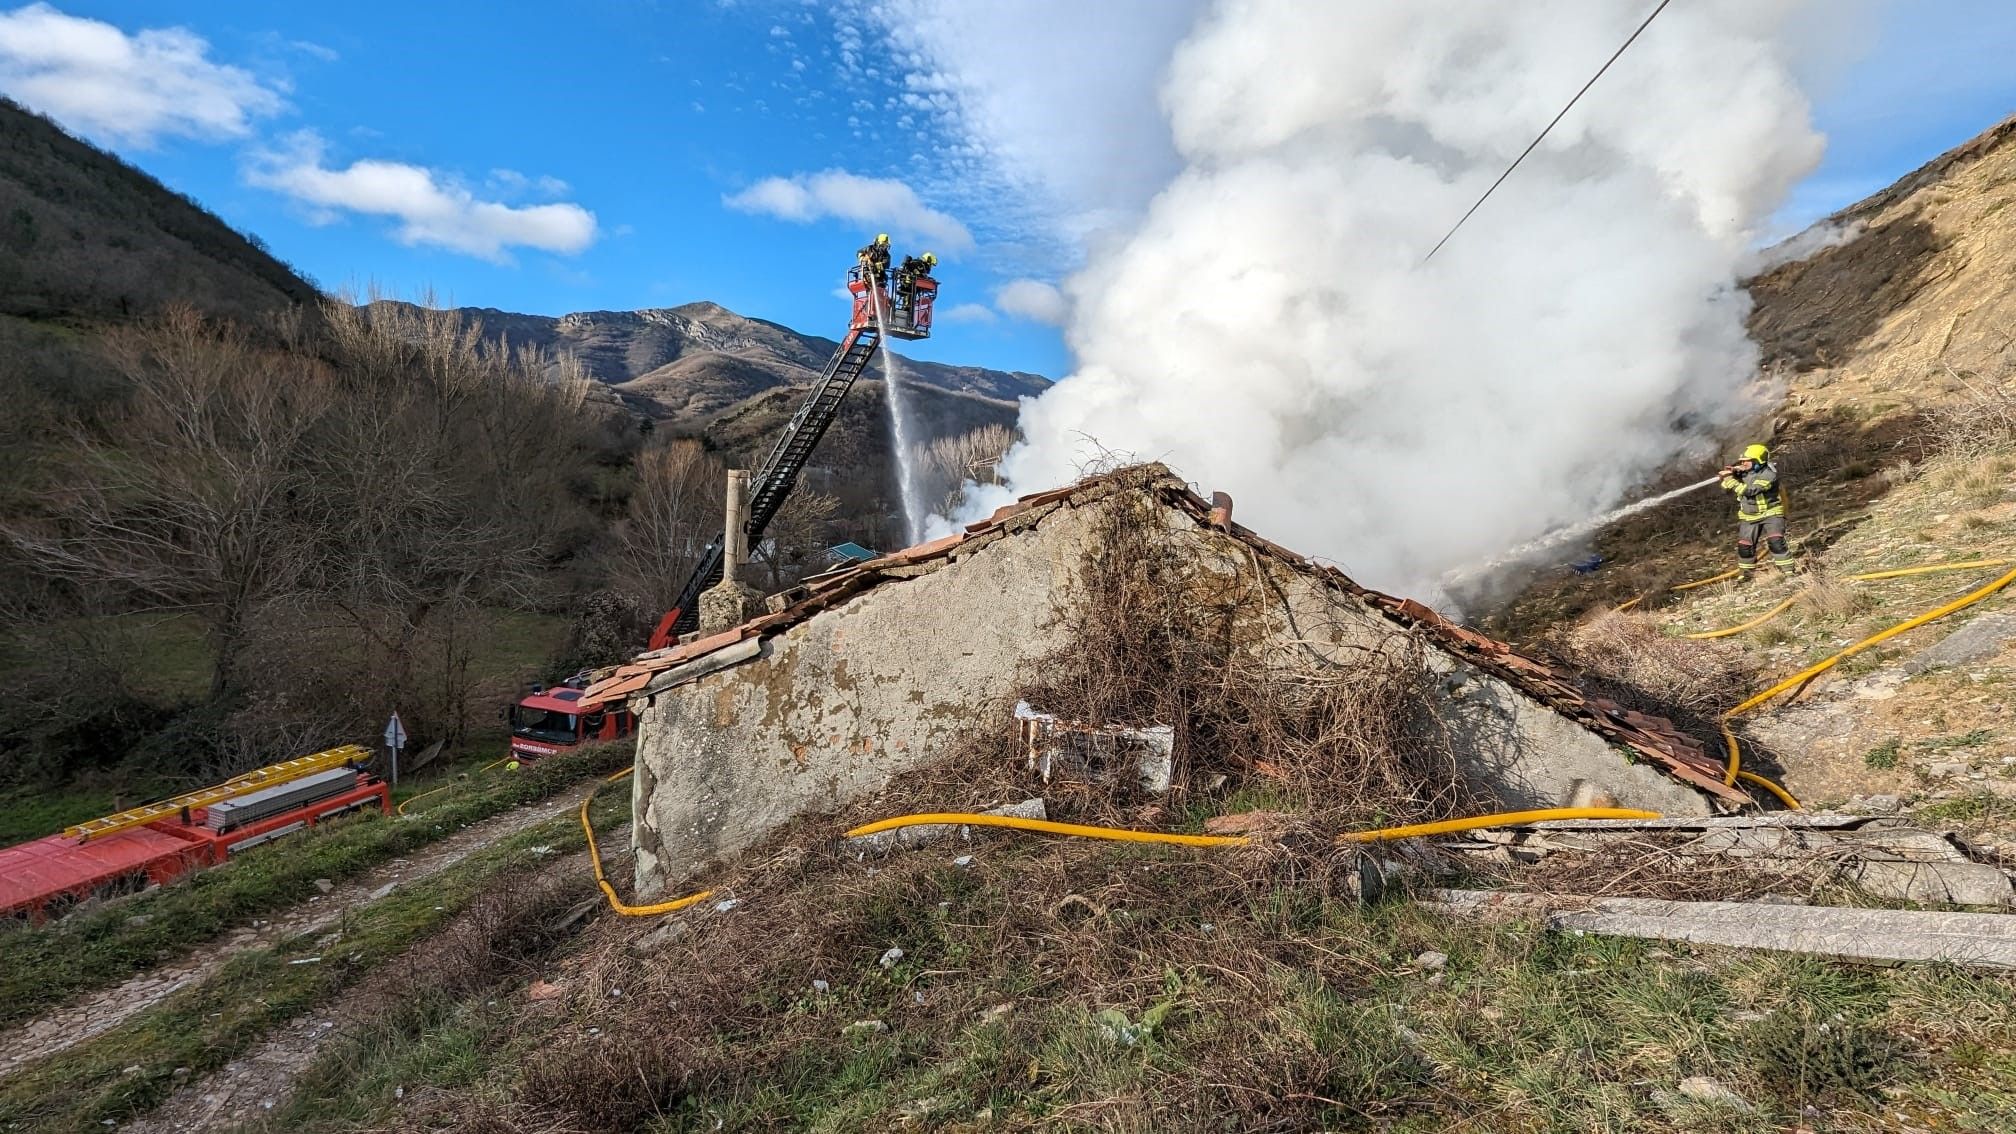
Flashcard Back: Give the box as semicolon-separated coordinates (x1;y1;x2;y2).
64;745;373;842
663;320;885;636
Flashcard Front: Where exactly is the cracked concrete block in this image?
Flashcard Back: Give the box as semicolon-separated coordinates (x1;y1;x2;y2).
1432;889;2016;968
1851;859;2015;907
1904;613;2016;675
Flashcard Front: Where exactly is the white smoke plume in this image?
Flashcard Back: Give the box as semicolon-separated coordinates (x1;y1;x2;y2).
936;1;1854;600
1741;217;1868;277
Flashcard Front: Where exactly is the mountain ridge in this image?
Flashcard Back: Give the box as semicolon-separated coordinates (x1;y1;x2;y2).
384;299;1052;426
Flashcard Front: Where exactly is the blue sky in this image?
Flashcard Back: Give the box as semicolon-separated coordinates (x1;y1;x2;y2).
1;1;2012;381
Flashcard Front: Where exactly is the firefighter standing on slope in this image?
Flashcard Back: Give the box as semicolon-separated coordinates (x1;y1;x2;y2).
1721;443;1795;578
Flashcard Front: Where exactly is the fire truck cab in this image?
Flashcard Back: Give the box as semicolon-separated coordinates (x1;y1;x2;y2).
508;681;634;762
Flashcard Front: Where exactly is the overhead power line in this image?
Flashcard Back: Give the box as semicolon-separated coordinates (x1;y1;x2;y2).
1421;0;1674;264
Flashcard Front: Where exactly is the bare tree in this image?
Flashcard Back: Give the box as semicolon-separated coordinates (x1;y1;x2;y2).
751;487;841;591
914;422;1017;514
304;298;599;746
611;438;725;614
1;306;333;702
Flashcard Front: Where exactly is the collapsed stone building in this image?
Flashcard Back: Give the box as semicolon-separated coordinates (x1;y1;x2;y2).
587;466;1745;898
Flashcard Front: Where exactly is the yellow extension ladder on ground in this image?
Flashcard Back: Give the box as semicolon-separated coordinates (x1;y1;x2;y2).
63;744;373;843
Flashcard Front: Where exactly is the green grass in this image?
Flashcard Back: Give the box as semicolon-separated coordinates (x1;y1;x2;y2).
275;835;2016;1133
0;612;214;702
251;994;528;1133
1916;792;2016;830
1924;728;1996;751
0;779;175;846
0;794;612;1134
0;608;565;706
469;609;569;683
1863;738;1902;770
0;742;629;1030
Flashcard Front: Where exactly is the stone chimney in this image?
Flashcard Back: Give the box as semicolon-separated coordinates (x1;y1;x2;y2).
699;469;761;634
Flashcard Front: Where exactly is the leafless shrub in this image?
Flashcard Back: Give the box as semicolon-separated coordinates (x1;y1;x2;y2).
607;438;724;615
1016;487;1467;830
1933;356;2016;457
1481;833;1827;903
1879;459;1919;488
750;485;840;589
1795;565;1869;621
1551;608;1758;715
912;421;1016;514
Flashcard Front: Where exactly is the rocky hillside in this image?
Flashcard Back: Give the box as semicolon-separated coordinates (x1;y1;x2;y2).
1749;112;2016;390
0;98;319;324
409;299;1050;422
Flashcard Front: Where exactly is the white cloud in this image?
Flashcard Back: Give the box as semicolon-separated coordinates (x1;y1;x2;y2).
289;39;338;63
940;302;996;324
248;132;597;262
723;168;973;253
863;0;1207;248
993;278;1065;324
0;2;285;146
488;168;571;198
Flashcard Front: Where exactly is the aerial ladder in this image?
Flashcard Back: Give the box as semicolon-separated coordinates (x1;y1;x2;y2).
646;256;939;647
62;744;372;842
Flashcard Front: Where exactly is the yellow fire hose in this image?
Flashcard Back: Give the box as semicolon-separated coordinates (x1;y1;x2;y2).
393;755;521;816
1684;595;1799;640
1716;562;2016;793
581;769;716;916
846;812;1250;847
581;791;1667;918
1605;554;2014;808
1672;569;1739;592
1681;558;2010;641
1330;807;1661;842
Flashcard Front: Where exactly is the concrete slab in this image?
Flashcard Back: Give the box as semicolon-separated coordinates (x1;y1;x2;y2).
1430;889;2016;969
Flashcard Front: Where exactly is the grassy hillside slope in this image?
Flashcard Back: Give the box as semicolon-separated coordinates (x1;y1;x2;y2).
0;99;319;324
1490;114;2016;831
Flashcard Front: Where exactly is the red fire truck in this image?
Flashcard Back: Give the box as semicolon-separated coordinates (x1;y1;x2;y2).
0;745;389;925
506;677;635;762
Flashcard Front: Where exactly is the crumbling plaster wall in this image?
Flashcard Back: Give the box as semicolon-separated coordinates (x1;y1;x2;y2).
628;500;1108;896
631;490;1710;898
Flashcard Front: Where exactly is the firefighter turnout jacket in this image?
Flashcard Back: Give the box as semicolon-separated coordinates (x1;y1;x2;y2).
1722;461;1785;521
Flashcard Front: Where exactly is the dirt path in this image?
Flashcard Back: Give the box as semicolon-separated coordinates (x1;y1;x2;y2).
118;841;620;1134
0;780;602;1081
